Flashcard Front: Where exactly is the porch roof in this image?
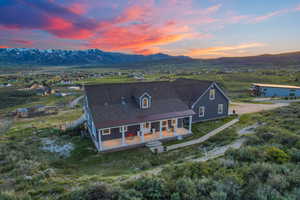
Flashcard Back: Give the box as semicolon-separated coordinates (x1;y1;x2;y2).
90;98;195;129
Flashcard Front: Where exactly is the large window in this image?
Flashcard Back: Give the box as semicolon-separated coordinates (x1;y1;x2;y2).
199;106;205;117
209;89;215;100
142;97;149;109
218;104;224;114
102;128;111;135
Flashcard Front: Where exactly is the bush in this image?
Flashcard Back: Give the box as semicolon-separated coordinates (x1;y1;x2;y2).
133;177;167;200
63;183;114;200
174;177;197;200
265;147;290;164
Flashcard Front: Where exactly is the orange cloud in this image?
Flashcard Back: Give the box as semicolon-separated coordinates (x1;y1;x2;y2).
0;45;9;48
89;22;193;54
189;43;266;58
45;16;95;39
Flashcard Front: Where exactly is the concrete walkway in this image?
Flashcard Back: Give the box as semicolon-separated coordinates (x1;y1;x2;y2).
166;118;239;151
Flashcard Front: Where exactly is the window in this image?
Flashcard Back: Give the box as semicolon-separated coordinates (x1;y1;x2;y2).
142;97;149;108
102;128;111;135
218;104;223;114
199;106;205;117
119;126;128;132
209;89;215;100
143;122;150;129
172;119;177;125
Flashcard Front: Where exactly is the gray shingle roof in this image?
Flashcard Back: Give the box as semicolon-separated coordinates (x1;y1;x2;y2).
85;79;214;129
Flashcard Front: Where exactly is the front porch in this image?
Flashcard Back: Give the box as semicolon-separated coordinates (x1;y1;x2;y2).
102;127;190;150
98;116;192;151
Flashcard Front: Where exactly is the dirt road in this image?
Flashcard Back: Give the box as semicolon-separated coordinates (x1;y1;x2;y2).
229;102;289;115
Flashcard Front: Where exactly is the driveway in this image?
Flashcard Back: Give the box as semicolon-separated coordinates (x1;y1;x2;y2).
229;102;289;115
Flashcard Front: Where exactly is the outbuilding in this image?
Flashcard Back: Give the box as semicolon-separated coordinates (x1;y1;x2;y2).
251;83;300;97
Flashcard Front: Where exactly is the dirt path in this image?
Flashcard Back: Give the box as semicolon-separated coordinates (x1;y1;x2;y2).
229;102;289;115
69;95;84;108
122;123;259;182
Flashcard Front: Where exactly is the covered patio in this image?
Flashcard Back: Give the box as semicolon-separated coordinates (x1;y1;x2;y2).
99;116;192;151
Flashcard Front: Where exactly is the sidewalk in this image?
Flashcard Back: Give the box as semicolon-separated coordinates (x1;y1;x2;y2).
166;118;239;151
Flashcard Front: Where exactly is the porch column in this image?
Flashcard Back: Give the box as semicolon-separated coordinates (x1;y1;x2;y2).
98;130;103;151
174;118;178;136
159;120;163;138
188;116;192;133
140;123;145;142
121;126;126;145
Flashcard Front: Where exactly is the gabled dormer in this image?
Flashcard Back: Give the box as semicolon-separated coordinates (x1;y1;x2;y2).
139;92;152;109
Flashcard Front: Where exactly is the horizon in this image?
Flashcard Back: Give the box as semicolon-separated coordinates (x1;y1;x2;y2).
1;47;300;60
0;0;300;58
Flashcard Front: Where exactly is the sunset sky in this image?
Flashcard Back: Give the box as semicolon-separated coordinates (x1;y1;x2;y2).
0;0;300;58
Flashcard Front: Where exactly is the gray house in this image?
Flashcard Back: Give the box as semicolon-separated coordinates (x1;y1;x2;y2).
84;79;230;152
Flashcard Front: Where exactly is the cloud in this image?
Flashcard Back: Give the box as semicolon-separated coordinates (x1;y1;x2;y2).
249;9;290;23
9;39;33;45
0;0;98;39
189;43;266;58
0;45;9;48
68;2;87;14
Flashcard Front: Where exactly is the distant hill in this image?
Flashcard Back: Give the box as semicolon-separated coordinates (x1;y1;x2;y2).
0;48;191;66
0;48;299;69
205;51;300;68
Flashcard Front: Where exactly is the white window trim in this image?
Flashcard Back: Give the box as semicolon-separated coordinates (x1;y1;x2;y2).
209;89;215;100
102;128;111;135
199;106;205;117
119;126;128;132
141;97;149;109
218;104;223;114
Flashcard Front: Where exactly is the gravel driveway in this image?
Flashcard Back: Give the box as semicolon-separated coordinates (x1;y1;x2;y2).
229;102;289;115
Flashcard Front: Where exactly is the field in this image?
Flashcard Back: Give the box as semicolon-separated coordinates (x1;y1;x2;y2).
0;67;300;199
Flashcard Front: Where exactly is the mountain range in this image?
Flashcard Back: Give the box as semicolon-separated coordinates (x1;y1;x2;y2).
0;48;190;66
0;48;300;68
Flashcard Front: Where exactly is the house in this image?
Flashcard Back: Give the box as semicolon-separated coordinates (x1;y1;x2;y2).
16;108;29;118
84;79;230;152
251;83;300;97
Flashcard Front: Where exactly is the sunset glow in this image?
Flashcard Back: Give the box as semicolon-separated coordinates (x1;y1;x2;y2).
0;0;299;58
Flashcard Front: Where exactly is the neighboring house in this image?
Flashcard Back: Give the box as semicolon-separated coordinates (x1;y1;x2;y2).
84;79;230;152
35;87;52;96
251;83;300;97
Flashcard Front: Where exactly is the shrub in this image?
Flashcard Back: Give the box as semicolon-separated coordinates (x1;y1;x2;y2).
174;177;197;200
133;177;167;200
63;183;114;200
265;147;290;164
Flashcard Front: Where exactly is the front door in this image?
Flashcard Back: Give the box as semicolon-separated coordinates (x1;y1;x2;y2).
141;122;151;134
161;120;168;131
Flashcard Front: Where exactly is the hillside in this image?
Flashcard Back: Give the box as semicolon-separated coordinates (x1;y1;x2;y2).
205;51;300;68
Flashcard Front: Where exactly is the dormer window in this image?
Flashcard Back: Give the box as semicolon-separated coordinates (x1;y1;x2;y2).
139;92;151;109
142;97;149;109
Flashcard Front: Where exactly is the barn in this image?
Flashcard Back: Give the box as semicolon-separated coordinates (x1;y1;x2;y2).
251;83;300;97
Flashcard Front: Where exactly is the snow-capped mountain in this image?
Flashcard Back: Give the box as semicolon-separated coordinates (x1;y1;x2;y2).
0;48;191;66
